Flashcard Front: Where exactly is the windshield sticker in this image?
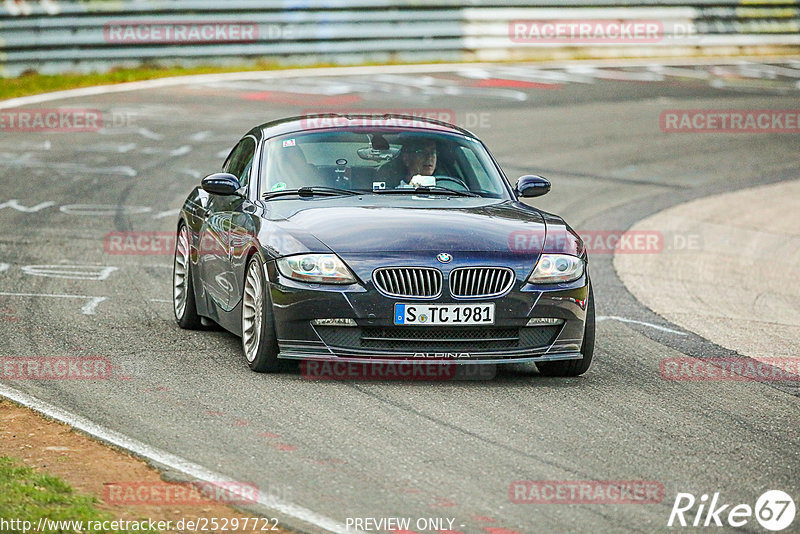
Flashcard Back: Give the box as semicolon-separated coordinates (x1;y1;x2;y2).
271;182;288;192
282;138;296;147
372;181;386;190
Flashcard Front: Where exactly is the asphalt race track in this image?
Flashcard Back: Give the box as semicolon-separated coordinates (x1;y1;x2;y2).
1;60;799;533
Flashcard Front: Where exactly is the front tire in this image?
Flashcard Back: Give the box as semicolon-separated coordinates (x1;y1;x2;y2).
537;283;595;377
241;256;281;372
173;223;202;329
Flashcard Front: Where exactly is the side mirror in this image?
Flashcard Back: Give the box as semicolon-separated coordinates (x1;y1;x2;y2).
201;173;241;196
515;175;551;198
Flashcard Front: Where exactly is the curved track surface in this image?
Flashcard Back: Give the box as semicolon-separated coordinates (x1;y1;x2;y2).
1;61;799;533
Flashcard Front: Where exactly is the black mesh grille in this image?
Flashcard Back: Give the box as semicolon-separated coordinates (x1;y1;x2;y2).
373;267;442;298
449;267;514;298
315;325;561;353
362;326;519;351
519;326;561;348
314;327;361;348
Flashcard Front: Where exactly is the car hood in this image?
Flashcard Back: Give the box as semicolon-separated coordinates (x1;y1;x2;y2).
269;198;546;255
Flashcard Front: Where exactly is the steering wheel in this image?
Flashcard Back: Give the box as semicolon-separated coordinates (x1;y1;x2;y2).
434;175;470;191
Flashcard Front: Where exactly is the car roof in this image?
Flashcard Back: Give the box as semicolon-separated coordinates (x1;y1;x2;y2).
255;114;476;139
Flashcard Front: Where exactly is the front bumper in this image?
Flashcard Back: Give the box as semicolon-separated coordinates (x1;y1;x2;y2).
267;262;589;364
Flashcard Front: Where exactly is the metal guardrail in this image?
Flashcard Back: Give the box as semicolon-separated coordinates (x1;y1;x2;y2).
1;0;799;76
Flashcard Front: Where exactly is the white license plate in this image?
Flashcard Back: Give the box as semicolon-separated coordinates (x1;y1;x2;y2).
394;303;495;326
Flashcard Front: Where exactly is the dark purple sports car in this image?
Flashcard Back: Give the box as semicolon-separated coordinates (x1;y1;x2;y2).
173;114;594;376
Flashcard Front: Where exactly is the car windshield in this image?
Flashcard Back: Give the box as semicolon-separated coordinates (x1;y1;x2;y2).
260;129;510;198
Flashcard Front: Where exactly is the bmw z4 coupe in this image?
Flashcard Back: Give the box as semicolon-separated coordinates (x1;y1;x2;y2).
172;114;595;376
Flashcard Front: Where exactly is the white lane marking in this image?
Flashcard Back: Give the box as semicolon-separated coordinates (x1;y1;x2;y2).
205;78;370;95
566;65;664;82
460;66;594;84
21;265;118;281
0;200;56;213
0;160;137;178
0;385;356;534
366;73;528;101
59;204;152;216
81;297;107;315
736;61;800;79
153;208;181;220
190;130;212;141
74;142;137;153
597;315;688;335
141;145;192;157
1;59;786;110
149;298;172;303
646;65;711;79
0;202;157;217
0;140;52;151
137;127;164;140
170;145;192;157
0;263;9;273
0;291;107;315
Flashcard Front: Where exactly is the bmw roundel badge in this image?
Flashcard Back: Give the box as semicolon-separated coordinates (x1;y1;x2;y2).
436;253;452;264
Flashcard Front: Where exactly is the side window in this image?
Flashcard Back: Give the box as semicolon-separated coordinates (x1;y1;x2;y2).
223;137;256;191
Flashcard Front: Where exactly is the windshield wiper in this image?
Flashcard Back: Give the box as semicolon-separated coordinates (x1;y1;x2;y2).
263;186;364;200
374;186;480;198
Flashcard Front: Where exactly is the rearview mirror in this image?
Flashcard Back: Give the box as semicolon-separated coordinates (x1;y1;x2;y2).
201;173;241;196
515;175;551;198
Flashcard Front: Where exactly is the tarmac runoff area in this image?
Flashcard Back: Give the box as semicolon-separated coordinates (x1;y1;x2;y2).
614;179;800;379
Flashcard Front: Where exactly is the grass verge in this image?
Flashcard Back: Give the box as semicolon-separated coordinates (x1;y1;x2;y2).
0;456;158;533
0;62;318;100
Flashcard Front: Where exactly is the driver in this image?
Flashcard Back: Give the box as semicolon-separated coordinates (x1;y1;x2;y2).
400;139;437;183
377;137;438;188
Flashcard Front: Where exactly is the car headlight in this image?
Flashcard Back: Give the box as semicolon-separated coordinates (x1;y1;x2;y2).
276;254;356;284
528;254;584;284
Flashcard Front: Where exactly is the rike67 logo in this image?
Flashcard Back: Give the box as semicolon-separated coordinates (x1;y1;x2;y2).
668;490;795;531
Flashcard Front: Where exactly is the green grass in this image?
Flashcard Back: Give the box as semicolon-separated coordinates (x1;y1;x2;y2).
0;62;302;100
0;456;159;533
